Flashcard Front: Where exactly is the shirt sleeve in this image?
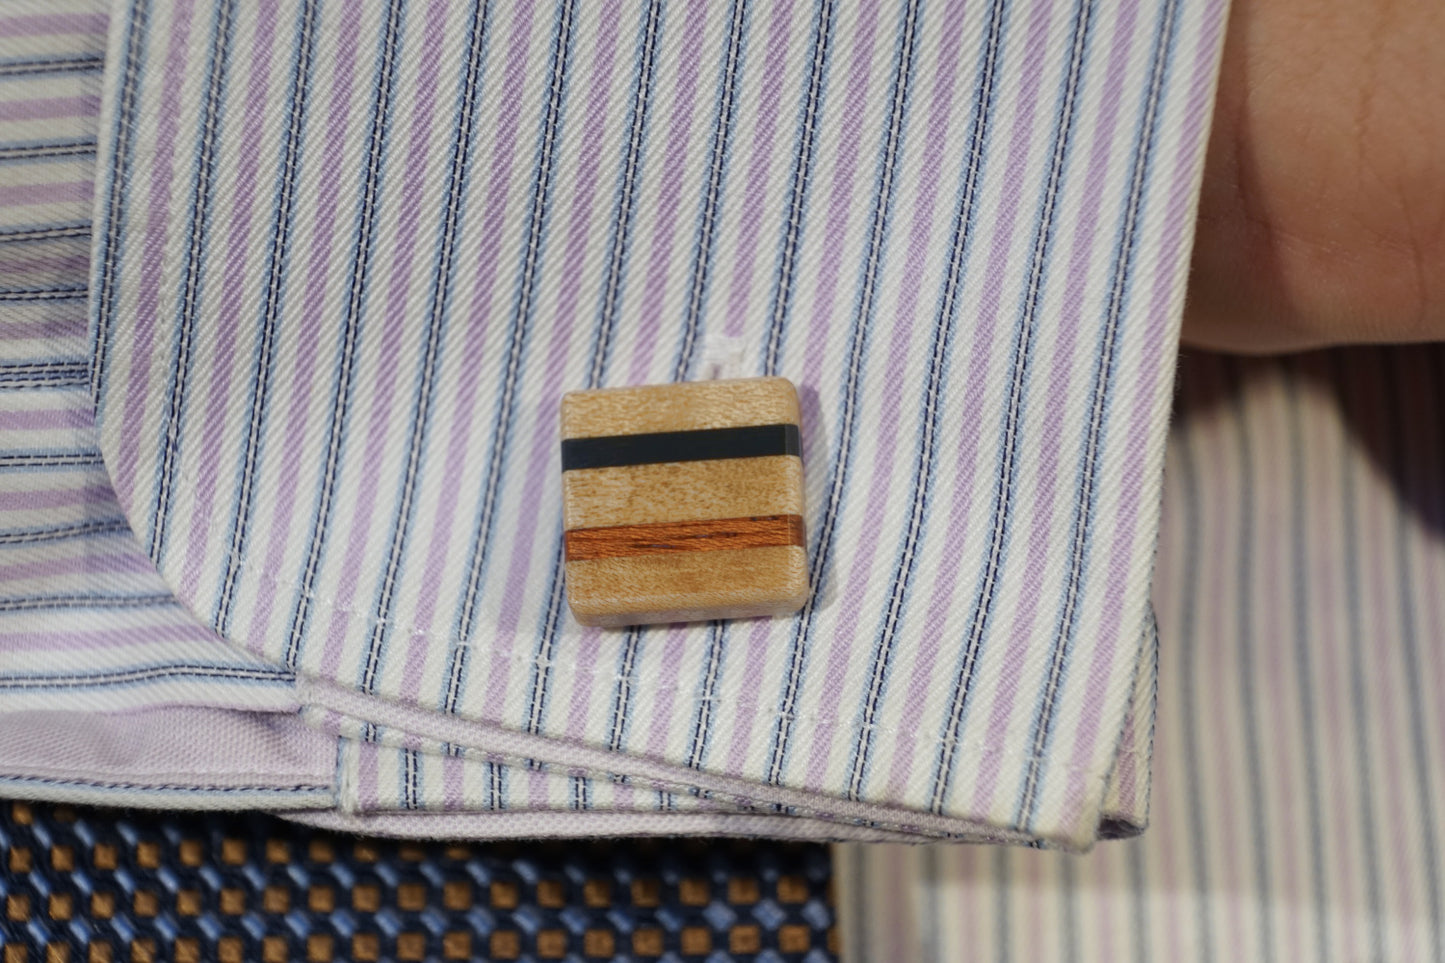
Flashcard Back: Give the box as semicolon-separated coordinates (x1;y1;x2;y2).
0;0;1229;848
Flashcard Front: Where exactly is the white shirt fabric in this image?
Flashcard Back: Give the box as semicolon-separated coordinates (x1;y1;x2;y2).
0;0;1225;848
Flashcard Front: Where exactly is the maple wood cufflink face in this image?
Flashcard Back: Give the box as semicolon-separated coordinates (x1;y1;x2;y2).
560;377;809;628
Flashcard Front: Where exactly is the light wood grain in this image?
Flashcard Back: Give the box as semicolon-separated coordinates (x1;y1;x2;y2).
564;546;809;627
561;377;799;439
562;455;802;529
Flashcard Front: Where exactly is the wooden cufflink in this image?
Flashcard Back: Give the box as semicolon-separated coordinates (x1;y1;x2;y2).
560;377;809;628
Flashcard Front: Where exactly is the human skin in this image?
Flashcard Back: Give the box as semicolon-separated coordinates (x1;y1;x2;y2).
1183;0;1445;353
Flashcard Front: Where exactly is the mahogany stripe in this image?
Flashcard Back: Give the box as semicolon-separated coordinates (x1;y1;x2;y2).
564;514;806;562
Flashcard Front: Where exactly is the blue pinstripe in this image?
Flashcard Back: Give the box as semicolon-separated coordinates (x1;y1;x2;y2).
843;0;1011;802
0;520;131;546
0;452;104;469
973;0;1100;820
1224;359;1276;963
0;55;103;76
929;0;1095;814
496;0;668;734
1381;350;1445;962
1015;0;1181;827
523;526;566;737
767;0;923;787
373;0;494;784
149;0;237;562
0;663;290;690
585;0;665;392
607;623;644;753
213;0;321;635
0;223;90;241
89;0;149;411
611;0;752;761
0;776;329;794
671;0;749;380
595;0;763;747
0;363;90;388
0;593;179;612
284;0;407;669
358;0;495;695
763;0;835;376
912;0;1011;816
0;286;88;301
1283;365;1331;963
0;141;97;163
402;742;418;810
1335;351;1387;961
1175;366;1214;963
446;0;578;699
685;619;727;770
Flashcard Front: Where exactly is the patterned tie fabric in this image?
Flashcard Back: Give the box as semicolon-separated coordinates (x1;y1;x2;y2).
1;800;838;962
836;348;1445;962
0;0;1227;849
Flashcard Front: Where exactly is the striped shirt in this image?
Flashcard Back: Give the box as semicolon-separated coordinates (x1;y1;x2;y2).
2;0;1224;851
837;348;1445;961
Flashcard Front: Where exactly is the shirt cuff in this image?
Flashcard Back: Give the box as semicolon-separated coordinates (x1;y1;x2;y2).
0;0;1229;849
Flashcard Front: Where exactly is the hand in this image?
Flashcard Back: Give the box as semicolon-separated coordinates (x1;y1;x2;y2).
1183;0;1445;353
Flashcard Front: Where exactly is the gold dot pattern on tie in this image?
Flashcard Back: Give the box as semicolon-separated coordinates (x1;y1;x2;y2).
0;801;839;962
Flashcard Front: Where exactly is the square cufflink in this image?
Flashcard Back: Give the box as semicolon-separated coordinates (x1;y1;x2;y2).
560;377;809;628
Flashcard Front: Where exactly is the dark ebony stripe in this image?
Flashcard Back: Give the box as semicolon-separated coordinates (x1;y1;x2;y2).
561;422;799;471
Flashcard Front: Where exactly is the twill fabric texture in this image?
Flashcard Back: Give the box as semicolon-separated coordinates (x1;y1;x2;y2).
0;2;341;809
0;0;1225;848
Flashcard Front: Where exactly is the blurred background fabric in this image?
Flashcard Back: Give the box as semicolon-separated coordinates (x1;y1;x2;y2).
836;347;1445;962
